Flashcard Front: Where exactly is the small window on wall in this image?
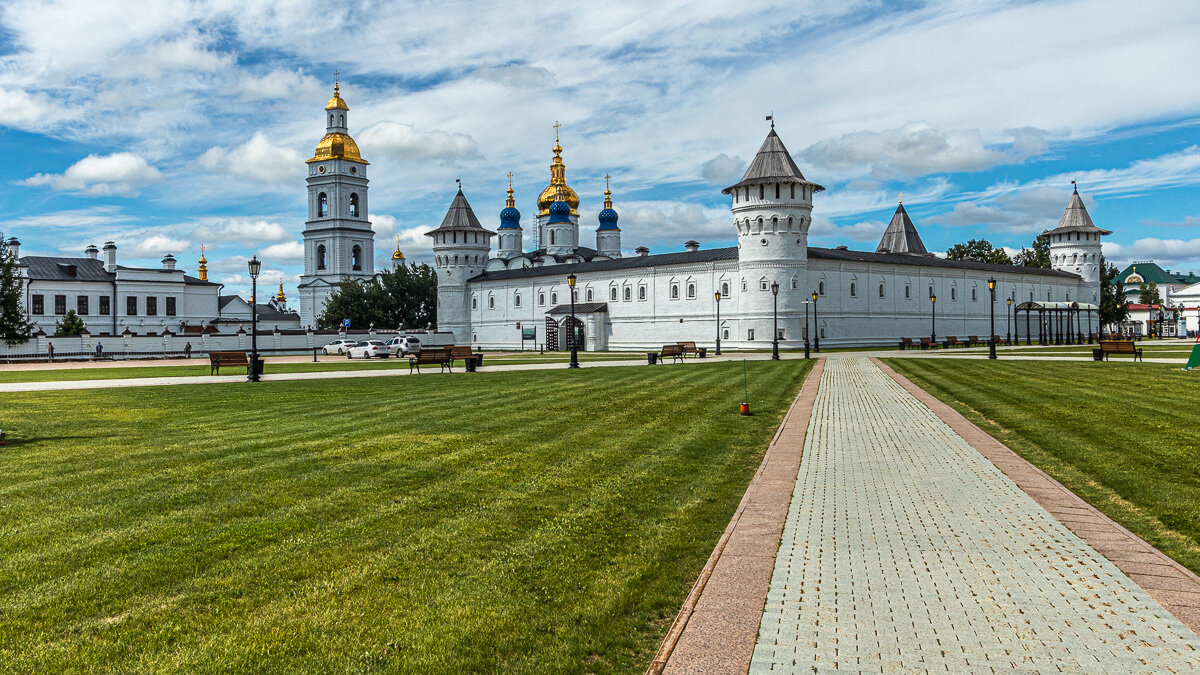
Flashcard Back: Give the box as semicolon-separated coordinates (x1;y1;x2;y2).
686;283;695;299
586;289;593;302
748;329;755;341
165;297;176;316
879;283;885;298
791;278;798;290
972;288;977;302
671;284;680;299
610;287;618;301
99;296;110;315
721;282;729;297
31;294;43;314
624;287;632;301
551;292;558;304
820;327;826;338
741;279;747;292
818;281;825;295
759;279;768;291
488;296;495;309
127;296;138;316
951;288;957;301
539;293;546;306
77;296;89;315
905;285;910;299
639;286;647;300
850;282;856;297
472;297;478;309
54;295;66;315
723;328;730;340
514;294;521;307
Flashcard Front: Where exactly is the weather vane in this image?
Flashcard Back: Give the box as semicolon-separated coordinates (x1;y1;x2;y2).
766;112;774;129
455;177;462;191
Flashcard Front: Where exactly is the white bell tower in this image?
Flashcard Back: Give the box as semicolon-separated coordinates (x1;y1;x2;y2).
297;80;375;327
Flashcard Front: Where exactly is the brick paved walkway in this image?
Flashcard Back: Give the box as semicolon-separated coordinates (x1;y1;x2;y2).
751;357;1200;673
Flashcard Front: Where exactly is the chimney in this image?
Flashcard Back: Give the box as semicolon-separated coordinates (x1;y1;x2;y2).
85;244;99;260
684;240;700;252
102;241;117;272
161;254;177;270
6;237;19;260
635;246;649;257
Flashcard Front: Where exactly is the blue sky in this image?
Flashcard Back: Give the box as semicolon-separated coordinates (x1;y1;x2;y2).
1;0;1199;298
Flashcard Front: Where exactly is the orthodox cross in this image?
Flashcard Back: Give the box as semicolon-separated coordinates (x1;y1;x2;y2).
604;173;611;191
506;171;514;189
553;120;562;141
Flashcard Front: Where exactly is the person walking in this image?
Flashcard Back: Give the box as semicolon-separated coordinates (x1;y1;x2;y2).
184;341;193;359
47;342;54;362
94;342;103;360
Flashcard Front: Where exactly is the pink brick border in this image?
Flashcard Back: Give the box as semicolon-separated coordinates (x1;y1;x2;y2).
649;357;825;675
873;357;1200;635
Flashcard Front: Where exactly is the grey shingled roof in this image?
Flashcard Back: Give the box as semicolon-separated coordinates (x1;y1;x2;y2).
722;129;825;194
468;244;1079;283
1043;188;1111;236
547;302;608;315
20;256;217;285
876;203;928;255
427;189;494;234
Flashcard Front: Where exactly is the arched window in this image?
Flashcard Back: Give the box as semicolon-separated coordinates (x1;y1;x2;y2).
972;288;978;302
905;285;910;299
741;279;747;291
759;185;764;199
351;245;362;270
879;283;885;298
818;281;825;295
488;296;495;309
539;293;546;305
514;293;521;307
671;284;679;299
550;230;556;245
791;278;798;290
721;282;729;297
687;283;695;298
624;287;632;301
586;288;593;302
317;244;327;270
339;114;344;126
551;292;558;304
472;297;478;309
850;282;856;297
609;287;618;301
318;193;328;217
951;287;957;300
350;193;359;217
639;285;647;300
329;114;334;126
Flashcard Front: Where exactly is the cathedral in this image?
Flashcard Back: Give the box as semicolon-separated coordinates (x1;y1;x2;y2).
297;85;1107;349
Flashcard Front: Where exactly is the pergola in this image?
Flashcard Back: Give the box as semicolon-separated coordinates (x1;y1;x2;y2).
1014;301;1099;346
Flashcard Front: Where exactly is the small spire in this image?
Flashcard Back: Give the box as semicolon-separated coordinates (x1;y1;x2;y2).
275;281;286;302
766;113;774;129
603;173;613;209
1071;179;1078;194
505;171;515;208
553;120;562;142
455;177;462;192
334;69;340;91
197;244;208;281
898;192;903;204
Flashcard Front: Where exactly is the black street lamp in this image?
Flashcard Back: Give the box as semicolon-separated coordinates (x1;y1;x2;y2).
247;255;262;382
987;278;997;359
770;281;780;360
811;291;820;352
567;273;579;368
803;300;811;359
1006;297;1013;345
930;293;937;346
714;292;722;355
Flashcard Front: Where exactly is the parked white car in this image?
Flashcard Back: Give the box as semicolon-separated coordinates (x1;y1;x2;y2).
347;340;390;358
321;339;357;355
384;335;422;355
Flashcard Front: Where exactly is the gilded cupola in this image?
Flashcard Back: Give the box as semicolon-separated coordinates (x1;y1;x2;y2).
309;80;368;164
536;122;579;216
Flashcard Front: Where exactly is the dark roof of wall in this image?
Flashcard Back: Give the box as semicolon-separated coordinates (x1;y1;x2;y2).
428;189;494;234
468;244;1080;283
1044;189;1111;236
875;203;928;255
20;256;216;285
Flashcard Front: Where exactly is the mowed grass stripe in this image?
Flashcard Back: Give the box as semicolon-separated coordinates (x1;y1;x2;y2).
884;358;1200;575
0;360;809;672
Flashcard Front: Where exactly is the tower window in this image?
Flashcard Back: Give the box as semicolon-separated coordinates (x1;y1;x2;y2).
317;244;327;270
775;184;780;199
318;192;328;217
352;245;362;271
759;185;764;199
339;114;344;126
350;193;360;217
550;230;556;245
791;184;795;199
329;114;334;126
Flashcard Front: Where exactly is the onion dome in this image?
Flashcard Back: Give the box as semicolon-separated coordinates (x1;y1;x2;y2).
547;200;571;224
197;244;208;281
309;132;365;163
325;81;349;111
597;174;619;231
499;174;521;229
536;124;580;215
275;282;287;302
391;236;405;260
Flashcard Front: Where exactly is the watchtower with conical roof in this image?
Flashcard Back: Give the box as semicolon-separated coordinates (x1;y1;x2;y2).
723;123;824;343
298;80;374;327
427;187;495;342
1045;184;1109;303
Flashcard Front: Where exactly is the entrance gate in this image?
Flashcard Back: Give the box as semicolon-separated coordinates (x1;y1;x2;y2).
545;317;559;351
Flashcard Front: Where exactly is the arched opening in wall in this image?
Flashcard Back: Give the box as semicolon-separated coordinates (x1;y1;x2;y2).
671;284;679;299
539;293;546;305
721;282;729;297
791;278;797;290
352;245;362;271
551;292;558;304
850;282;856;297
610;287;617;301
879;283;885;298
550;230;556;245
453;255;459;265
639;285;647;300
951;287;957;301
339;114;344;126
350;193;359;217
624;287;631;301
562;316;585;351
317;244;327;270
329;114;334;126
318;193;328;217
488;296;495;309
586;288;593;302
687;283;695;299
905;285;910;299
472;297;478;309
545;316;559;350
514;293;521;307
972;288;977;302
818;281;825;295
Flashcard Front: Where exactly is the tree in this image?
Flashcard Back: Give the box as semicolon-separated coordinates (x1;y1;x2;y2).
55;309;87;336
1138;282;1162;305
318;262;438;330
0;234;32;345
1099;257;1128;330
945;239;1012;265
1013;235;1051;268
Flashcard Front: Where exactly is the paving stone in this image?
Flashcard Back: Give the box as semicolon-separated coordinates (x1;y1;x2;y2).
752;357;1200;673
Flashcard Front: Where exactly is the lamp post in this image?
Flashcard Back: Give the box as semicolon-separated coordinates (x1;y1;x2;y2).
714;292;722;355
1006;297;1013;345
567;273;579;368
770;281;780;360
811;291;820;352
247;255;261;382
987;278;997;359
930;293;937;346
1158;308;1166;339
803;300;811;359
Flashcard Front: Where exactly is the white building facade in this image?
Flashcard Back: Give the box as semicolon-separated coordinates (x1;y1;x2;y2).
431;127;1101;350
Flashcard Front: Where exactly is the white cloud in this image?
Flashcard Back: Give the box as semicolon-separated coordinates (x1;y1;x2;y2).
258;240;304;263
700;153;745;186
471;65;556;89
358;122;480;162
190;217;292;245
0;205;131;232
21;152;163;196
197;132;305;185
238;68;322;101
131;234;190;257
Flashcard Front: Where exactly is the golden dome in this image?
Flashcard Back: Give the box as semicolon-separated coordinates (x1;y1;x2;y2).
308;132;368;164
275;282;286;302
326;82;349;111
392;236;405;260
536;128;579;215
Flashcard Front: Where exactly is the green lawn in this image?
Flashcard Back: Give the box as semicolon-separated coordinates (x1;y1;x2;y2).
0;360;810;672
885;358;1200;574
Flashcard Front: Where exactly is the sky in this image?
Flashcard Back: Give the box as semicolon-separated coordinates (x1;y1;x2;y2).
1;0;1199;298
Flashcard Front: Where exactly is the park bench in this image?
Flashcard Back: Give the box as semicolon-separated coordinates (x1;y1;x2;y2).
966;335;981;347
943;336;961;349
447;345;475;365
898;337;915;350
919;337;936;350
1093;340;1143;362
409;349;453;373
209;350;248;375
658;344;685;364
992;334;1003;346
677;341;706;358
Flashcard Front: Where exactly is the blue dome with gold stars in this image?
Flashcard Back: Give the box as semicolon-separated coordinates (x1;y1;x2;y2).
499;205;521;229
548;200;571;224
